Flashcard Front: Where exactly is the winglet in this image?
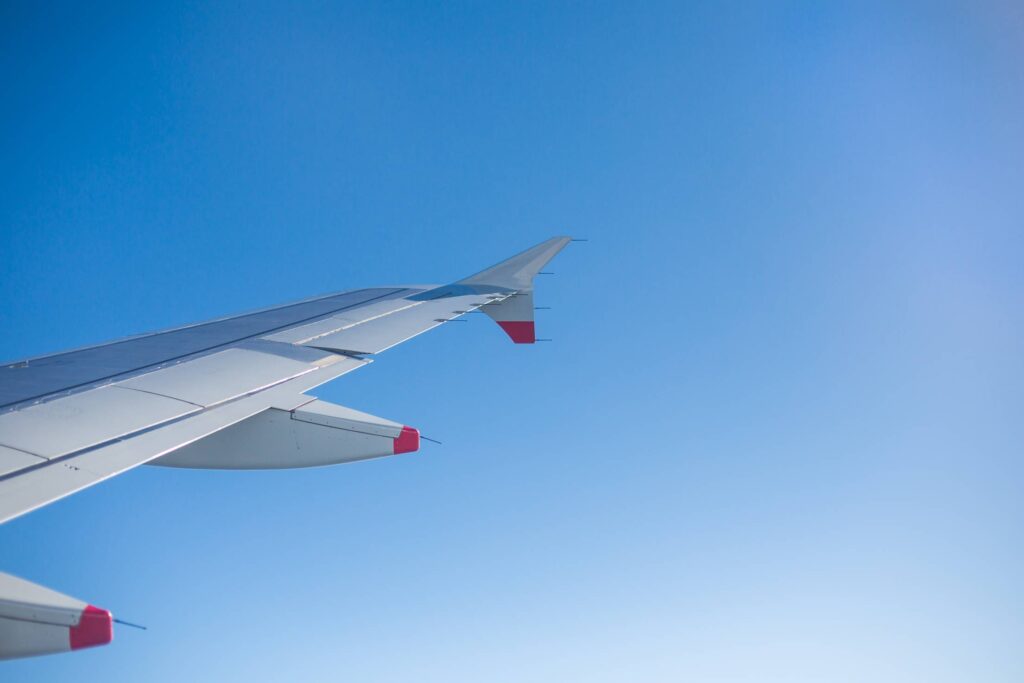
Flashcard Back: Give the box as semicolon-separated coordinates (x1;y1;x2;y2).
459;237;571;344
483;292;538;343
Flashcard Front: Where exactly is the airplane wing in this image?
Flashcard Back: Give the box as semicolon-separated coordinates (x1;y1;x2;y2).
0;236;573;660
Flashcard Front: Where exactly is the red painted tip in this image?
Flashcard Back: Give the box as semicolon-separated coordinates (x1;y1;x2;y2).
497;320;535;344
70;605;113;651
393;426;420;454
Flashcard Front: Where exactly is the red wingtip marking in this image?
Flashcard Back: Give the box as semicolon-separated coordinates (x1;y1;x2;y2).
70;605;113;651
497;320;535;344
393;426;420;454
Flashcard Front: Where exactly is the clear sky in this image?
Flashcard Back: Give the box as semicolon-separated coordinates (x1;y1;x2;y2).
1;2;1022;681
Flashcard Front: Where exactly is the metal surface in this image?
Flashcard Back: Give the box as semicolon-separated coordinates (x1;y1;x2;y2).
155;399;409;469
0;445;45;477
458;236;572;290
263;295;428;344
305;294;493;355
0;287;406;411
117;348;316;407
0;237;574;660
0;355;369;524
0;572;106;660
292;399;403;438
0;386;200;459
0;573;86;624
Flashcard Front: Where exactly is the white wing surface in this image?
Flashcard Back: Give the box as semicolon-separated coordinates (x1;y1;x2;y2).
0;236;572;660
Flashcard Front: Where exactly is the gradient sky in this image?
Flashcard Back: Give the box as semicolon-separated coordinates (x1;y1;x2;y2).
1;2;1023;681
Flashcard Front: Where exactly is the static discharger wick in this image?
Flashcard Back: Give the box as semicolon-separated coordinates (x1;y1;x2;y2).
113;618;147;631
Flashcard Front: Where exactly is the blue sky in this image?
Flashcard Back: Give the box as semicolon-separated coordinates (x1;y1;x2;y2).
1;2;1023;680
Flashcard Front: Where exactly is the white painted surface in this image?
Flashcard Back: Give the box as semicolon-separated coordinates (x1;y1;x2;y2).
0;572;89;660
264;297;427;344
0;386;199;459
0;445;46;476
306;294;489;354
481;289;534;322
154;399;407;469
0;356;369;524
292;399;403;438
117;348;315;407
458;236;571;290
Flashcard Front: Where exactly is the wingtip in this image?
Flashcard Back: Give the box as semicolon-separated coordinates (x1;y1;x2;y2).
457;237;573;291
